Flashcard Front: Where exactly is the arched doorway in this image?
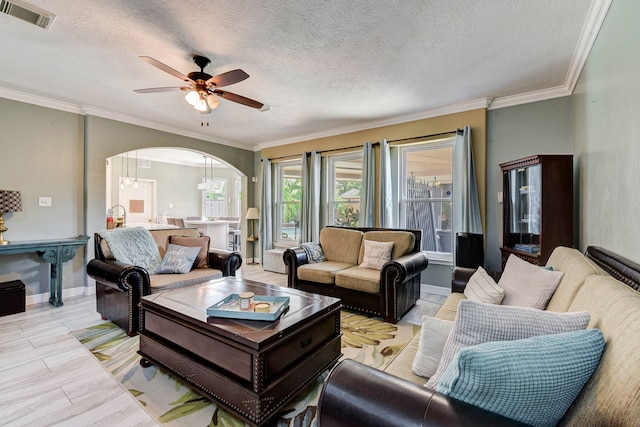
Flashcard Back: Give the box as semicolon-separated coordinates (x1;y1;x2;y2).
106;148;246;253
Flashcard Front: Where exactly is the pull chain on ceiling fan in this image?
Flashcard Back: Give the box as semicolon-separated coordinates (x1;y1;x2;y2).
134;55;264;115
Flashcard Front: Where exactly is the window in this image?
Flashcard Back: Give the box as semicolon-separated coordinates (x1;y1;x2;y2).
274;160;302;244
202;178;227;218
326;153;363;226
400;138;454;260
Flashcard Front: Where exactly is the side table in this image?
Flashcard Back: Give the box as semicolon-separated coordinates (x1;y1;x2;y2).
0;235;89;306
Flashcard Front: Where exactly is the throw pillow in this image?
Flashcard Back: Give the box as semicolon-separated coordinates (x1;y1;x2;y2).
411;316;454;378
359;240;394;270
155;244;201;274
463;266;504;304
499;254;564;309
299;242;326;263
169;235;210;269
436;329;605;427
424;299;591;389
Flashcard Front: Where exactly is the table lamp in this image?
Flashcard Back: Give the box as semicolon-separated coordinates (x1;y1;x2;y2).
0;190;22;245
246;207;260;241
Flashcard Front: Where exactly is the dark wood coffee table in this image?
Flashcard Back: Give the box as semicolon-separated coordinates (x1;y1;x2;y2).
138;277;342;426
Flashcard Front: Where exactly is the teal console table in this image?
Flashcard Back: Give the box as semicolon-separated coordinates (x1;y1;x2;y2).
0;235;89;307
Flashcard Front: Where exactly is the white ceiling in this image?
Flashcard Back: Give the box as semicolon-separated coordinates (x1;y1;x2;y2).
0;0;610;151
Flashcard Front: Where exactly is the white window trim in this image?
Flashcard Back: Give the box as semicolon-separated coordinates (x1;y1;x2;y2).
399;138;455;264
274;160;302;246
325;151;363;226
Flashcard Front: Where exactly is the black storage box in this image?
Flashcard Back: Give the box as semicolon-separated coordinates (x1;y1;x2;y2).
0;280;26;316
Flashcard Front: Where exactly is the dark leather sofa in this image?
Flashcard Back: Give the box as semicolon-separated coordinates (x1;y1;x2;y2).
283;226;429;323
87;227;241;335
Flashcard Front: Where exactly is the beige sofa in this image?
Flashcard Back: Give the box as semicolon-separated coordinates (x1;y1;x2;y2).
284;226;429;323
319;246;640;426
87;227;242;335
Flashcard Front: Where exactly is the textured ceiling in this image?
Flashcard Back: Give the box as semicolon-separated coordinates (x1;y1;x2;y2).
0;0;609;150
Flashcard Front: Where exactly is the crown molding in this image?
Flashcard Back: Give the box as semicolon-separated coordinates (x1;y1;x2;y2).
80;105;250;151
488;86;571;110
256;98;491;150
564;0;612;93
0;87;84;114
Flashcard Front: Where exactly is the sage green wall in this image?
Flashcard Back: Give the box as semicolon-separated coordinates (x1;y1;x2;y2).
0;98;86;298
110;156;204;219
85;116;257;265
0;99;256;300
572;0;640;258
486;97;573;272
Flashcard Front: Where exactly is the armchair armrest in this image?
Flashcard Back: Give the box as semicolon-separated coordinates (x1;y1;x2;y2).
283;247;310;288
318;359;528;427
87;258;150;294
451;267;501;293
451;266;478;293
381;251;429;282
208;249;242;276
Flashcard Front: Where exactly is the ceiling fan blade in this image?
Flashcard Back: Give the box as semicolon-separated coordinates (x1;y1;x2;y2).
134;86;185;93
140;56;194;84
213;90;264;109
205;69;249;88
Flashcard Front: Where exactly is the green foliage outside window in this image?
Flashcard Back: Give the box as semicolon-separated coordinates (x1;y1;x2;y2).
281;177;301;238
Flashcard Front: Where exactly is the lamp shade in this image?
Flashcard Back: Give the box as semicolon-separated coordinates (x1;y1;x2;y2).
0;190;22;213
246;207;260;220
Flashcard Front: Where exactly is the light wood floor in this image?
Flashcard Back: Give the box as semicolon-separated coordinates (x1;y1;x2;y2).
0;265;444;426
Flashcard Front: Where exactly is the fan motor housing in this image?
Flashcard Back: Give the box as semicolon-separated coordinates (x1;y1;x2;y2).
187;71;212;83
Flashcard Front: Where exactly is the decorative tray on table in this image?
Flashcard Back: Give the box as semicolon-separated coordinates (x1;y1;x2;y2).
206;294;290;321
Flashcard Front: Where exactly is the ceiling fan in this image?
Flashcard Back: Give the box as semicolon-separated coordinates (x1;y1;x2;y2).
134;55;264;114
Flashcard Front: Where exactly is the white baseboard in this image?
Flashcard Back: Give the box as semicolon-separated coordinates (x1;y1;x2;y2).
421;283;451;296
27;285;95;306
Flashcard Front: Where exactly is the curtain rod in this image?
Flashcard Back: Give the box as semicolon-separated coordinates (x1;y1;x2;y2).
387;129;462;144
264;141;379;162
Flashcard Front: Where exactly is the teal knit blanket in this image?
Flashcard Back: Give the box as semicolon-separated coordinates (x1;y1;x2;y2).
99;227;162;273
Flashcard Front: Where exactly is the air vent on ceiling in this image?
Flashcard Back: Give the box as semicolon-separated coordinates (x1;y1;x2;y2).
0;0;55;29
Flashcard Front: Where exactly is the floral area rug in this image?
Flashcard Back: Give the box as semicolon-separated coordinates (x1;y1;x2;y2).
72;310;419;426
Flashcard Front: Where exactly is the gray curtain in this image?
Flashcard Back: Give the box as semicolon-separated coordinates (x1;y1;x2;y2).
259;159;273;263
379;139;395;228
453;126;483;245
301;151;321;242
359;141;375;227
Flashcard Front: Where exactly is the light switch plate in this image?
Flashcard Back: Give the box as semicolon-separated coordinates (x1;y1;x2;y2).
39;196;52;207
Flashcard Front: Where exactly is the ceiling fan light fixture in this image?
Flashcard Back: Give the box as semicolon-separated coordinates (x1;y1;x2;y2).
194;98;211;113
185;90;199;106
206;94;221;110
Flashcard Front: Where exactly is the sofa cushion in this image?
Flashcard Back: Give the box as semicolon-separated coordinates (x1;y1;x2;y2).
561;275;640;426
383;333;426;385
545;246;600;312
463;266;504;305
499;254;564;309
150;227;200;257
169;235;210;269
319;228;363;265
436;329;605;427
150;268;222;291
335;266;381;293
359;240;394;270
298;261;355;284
433;292;466;322
412;316;454;378
425;300;591;389
358;231;415;264
155;244;201;274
